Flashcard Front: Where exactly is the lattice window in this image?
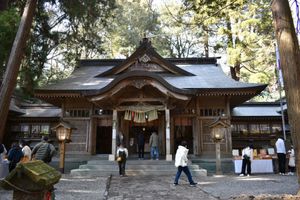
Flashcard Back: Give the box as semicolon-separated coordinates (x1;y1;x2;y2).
65;109;90;117
200;108;225;116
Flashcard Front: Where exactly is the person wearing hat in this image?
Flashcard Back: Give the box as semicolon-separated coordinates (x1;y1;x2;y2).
32;136;56;163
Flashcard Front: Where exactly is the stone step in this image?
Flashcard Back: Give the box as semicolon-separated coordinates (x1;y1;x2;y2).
87;159;175;165
70;168;206;177
191;158;234;174
79;164;200;170
70;159;207;177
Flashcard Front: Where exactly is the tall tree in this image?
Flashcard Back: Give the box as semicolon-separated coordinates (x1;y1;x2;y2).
272;0;300;188
18;0;116;96
0;0;37;142
104;0;159;58
182;0;277;100
154;1;205;58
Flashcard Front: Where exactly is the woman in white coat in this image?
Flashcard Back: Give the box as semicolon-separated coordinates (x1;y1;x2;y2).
173;141;197;186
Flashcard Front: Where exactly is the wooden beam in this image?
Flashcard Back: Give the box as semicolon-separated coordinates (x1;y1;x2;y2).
117;98;166;103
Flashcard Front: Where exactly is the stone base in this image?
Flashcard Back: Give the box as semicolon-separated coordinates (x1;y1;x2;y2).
166;154;172;161
108;154;115;161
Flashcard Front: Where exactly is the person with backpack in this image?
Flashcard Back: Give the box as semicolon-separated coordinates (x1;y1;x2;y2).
116;143;128;176
32;136;56;163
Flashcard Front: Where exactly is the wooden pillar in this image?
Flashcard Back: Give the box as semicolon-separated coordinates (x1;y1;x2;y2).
59;141;66;173
215;142;222;175
165;108;172;161
109;110;117;161
61;101;65;118
225;96;232;153
88;117;95;154
193;117;199;155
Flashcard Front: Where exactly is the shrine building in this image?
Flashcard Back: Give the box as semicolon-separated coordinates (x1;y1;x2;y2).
33;38;268;160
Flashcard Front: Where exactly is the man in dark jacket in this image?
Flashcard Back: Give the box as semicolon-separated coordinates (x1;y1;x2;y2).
137;132;145;159
32;136;56;163
8;142;23;172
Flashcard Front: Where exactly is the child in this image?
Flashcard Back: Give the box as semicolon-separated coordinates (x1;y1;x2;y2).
116;144;128;176
288;146;295;175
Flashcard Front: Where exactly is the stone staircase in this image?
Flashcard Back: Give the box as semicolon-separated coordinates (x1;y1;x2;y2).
191;154;234;175
70;159;207;177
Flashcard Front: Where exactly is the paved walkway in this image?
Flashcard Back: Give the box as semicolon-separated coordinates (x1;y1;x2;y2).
0;174;299;199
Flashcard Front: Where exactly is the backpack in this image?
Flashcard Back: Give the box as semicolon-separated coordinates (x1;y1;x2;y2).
37;143;52;163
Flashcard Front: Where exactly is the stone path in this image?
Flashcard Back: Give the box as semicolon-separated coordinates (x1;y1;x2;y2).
106;174;299;200
107;175;217;200
1;174;299;199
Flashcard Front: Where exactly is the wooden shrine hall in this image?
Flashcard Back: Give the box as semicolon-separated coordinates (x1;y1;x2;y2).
35;38;266;160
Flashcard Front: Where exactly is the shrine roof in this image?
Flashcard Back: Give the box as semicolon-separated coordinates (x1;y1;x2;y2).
36;62;265;92
35;38;266;99
20;107;61;118
232;103;282;117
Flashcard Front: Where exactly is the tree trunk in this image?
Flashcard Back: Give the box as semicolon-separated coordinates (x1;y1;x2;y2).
0;0;37;142
230;64;240;81
271;0;300;189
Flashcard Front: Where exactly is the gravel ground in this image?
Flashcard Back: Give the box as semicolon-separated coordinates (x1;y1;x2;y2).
0;174;299;199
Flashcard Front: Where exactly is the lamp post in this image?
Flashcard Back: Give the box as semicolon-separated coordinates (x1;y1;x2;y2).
209;117;229;175
54;121;73;173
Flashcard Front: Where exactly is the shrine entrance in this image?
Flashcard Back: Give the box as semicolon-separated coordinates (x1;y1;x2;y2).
128;124;158;156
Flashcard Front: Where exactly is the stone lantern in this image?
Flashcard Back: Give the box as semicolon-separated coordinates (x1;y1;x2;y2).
209;117;229;175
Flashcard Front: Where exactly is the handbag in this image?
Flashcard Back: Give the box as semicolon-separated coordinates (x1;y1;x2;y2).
116;156;122;162
243;155;250;160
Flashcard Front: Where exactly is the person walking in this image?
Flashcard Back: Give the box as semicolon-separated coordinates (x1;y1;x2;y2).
7;142;23;172
239;145;253;176
288;145;295;175
32;136;56;163
20;140;31;163
275;137;286;175
149;132;159;160
137;132;145;159
116;144;128;176
173;141;197;187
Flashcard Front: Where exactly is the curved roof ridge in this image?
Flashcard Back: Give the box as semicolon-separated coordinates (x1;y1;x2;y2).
95;38;194;77
83;71;193;97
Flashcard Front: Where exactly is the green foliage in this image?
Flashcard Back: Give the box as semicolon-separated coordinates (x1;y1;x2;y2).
103;0;159;58
182;0;277;101
16;0;116;96
0;8;20;79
